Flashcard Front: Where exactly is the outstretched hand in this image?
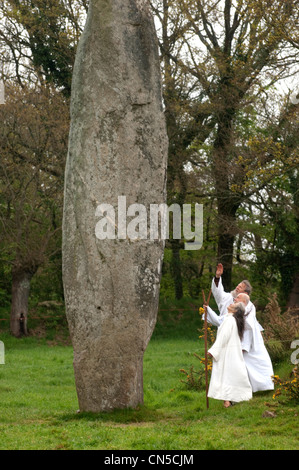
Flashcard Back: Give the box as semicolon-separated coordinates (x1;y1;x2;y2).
216;263;223;278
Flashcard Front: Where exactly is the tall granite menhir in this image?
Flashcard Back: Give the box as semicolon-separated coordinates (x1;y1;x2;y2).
62;0;168;411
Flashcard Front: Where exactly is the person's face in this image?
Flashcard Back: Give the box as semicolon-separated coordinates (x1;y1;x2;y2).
234;294;244;304
235;282;246;294
227;303;236;313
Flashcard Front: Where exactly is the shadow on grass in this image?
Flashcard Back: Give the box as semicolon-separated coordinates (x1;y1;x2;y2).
58;405;169;425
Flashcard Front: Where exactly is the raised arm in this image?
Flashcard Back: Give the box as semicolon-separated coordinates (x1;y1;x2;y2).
211;263;232;311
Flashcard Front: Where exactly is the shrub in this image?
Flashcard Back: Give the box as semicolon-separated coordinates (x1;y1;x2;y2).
262;294;299;362
272;366;299;403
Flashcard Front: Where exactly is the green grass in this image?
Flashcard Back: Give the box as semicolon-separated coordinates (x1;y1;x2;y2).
0;300;298;450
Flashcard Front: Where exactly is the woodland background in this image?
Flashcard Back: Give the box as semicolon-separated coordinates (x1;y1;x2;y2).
0;0;299;337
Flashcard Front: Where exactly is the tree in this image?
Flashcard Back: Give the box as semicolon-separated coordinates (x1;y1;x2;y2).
237;91;299;306
0;0;88;334
151;0;217;298
0;0;88;95
0;83;68;336
152;0;299;290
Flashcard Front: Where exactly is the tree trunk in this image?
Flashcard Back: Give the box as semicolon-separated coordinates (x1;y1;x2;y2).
217;225;235;292
213;106;240;292
62;0;168;412
287;271;299;308
10;268;33;337
216;195;238;292
170;239;183;300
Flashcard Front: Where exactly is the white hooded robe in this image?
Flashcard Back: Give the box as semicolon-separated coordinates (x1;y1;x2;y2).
208;314;252;403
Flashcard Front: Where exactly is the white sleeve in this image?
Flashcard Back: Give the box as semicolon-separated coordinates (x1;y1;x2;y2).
202;306;224;327
212;277;233;313
211;277;224;307
241;329;251;352
243;302;263;351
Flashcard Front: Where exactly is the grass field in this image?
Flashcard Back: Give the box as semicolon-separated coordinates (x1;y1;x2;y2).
0;301;298;451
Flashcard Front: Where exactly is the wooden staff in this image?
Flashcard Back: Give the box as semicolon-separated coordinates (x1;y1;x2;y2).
202;289;212;409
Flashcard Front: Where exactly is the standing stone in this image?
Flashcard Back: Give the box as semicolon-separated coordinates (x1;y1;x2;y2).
62;0;168;412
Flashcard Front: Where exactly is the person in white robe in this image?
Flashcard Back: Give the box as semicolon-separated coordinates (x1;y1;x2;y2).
204;263;274;392
208;302;252;407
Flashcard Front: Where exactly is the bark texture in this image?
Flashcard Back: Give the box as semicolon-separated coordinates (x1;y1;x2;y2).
62;0;168;412
10;269;33;337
